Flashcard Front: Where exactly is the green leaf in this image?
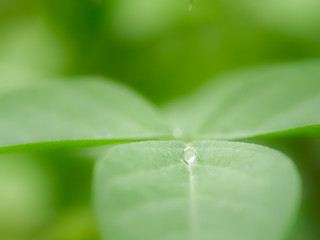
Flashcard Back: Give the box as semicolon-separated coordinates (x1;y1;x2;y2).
0;78;171;153
164;60;320;140
94;140;300;240
0;153;52;235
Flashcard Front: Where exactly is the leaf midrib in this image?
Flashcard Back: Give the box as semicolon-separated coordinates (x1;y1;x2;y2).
188;160;198;240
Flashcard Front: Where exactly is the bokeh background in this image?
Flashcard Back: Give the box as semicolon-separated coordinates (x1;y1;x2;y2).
0;0;319;239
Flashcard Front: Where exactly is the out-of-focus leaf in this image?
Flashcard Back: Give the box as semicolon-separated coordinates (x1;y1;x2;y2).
34;207;99;240
0;18;67;93
0;154;53;237
41;0;105;49
94;140;300;240
110;0;186;41
237;0;320;37
0;79;171;153
164;60;320;140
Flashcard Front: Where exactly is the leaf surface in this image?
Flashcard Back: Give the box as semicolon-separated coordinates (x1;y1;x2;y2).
94;140;300;240
164;60;320;140
0;78;171;152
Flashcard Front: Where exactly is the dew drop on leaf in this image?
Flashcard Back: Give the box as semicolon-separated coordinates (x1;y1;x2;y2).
184;146;197;164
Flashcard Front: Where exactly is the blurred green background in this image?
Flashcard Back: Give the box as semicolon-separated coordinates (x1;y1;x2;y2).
0;0;319;239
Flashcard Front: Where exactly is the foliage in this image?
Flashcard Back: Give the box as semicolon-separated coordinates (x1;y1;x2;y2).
1;0;320;239
1;60;319;239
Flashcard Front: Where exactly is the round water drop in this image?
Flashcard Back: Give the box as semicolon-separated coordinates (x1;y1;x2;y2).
184;147;197;164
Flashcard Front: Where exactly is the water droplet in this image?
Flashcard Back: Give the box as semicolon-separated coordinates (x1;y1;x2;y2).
173;128;183;138
184;147;197;164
